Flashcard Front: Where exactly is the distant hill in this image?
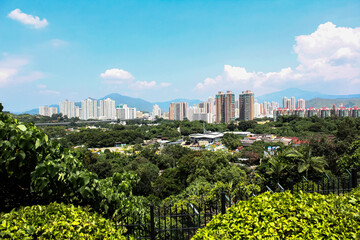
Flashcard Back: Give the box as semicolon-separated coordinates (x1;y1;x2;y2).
306;98;360;108
101;93;154;112
256;88;360;105
18;93;202;114
154;99;202;112
22;104;59;115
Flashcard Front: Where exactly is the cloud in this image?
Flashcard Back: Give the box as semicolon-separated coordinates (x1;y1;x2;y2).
194;22;360;95
130;81;171;90
8;9;48;29
101;68;170;90
100;68;134;83
0;55;44;87
50;39;68;47
37;84;60;95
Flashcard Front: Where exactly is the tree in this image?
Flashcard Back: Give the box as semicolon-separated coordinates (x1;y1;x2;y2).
337;139;360;172
285;149;327;179
222;133;241;150
266;157;288;183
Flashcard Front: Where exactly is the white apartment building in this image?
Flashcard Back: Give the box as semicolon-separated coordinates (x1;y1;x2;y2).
99;98;116;120
152;104;161;118
81;98;98;120
116;104;137;120
60;99;75;118
39;106;58;117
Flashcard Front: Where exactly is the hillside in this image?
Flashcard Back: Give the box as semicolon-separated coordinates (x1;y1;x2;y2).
256;88;360;104
306;98;360;108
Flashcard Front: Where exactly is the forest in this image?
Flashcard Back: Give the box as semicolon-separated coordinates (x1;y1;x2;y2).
1;103;360;238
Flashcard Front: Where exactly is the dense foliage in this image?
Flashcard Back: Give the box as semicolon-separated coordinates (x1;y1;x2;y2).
0;202;126;239
193;188;360;239
0;103;146;221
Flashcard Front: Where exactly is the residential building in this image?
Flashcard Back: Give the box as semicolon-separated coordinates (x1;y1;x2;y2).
81;98;98;120
152;104;162;118
239;90;254;121
216;91;235;123
99;98;116;120
60;99;75;118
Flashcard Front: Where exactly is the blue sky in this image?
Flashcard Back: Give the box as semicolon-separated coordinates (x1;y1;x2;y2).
1;0;360;112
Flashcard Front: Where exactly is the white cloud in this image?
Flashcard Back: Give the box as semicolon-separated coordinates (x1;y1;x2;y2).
8;9;48;29
101;68;170;90
160;82;171;87
130;81;171;90
0;56;44;88
37;84;60;95
50;39;68;47
100;68;134;83
194;22;360;95
224;65;254;82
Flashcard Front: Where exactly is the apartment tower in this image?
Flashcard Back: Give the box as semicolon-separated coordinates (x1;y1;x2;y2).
216;91;235;123
239;90;254;121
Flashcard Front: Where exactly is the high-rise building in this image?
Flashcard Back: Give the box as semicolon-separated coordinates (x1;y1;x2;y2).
39;106;58;117
290;97;296;110
282;96;288;109
152;104;162;118
169;103;174;120
297;99;306;109
173;102;188;120
81;98;98;120
116;104;137;120
239;90;254;121
216;91;235;123
60;99;75;118
99;98;116;119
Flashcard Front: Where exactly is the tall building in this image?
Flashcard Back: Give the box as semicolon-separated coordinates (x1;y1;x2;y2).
39;106;57;117
216;91;235;123
282;96;288;108
152;104;161;118
290;97;296;110
81;98;98;120
254;101;261;118
116;104;136;120
173;102;188;120
297;99;306;109
60;100;75;118
239;90;254;121
99;98;116;119
169;103;174;120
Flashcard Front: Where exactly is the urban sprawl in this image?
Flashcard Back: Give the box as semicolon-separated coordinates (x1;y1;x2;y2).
39;90;360;123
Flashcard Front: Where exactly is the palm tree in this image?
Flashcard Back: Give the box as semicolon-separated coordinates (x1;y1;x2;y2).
285;148;327;179
266;157;288;183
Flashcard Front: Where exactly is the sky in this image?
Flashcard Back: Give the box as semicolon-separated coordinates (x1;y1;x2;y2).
1;0;360;112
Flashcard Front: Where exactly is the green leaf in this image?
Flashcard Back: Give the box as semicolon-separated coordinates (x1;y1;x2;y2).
17;125;27;131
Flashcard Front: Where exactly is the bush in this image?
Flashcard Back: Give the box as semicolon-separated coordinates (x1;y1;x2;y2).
0;202;127;239
193;189;360;239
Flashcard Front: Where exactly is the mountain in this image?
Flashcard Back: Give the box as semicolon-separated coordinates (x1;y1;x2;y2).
154;99;202;112
22;104;59;115
256;88;360;105
18;94;202;114
306;98;360;108
101;93;154;112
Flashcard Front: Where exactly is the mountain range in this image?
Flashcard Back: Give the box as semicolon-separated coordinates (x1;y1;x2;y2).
18;88;360;115
20;94;202;115
256;88;360;104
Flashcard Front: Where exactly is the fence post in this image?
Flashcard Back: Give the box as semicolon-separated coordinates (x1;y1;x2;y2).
221;191;226;214
150;204;155;240
352;169;358;189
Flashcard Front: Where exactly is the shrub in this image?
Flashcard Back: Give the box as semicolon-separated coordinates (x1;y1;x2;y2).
0;202;127;239
192;189;360;239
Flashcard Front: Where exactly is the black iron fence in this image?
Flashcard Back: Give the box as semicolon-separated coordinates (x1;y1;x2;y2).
120;170;358;240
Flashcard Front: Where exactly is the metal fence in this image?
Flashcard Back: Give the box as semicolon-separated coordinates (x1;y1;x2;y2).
120;170;358;240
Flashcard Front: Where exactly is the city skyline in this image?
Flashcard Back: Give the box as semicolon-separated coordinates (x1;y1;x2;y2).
1;0;360;112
